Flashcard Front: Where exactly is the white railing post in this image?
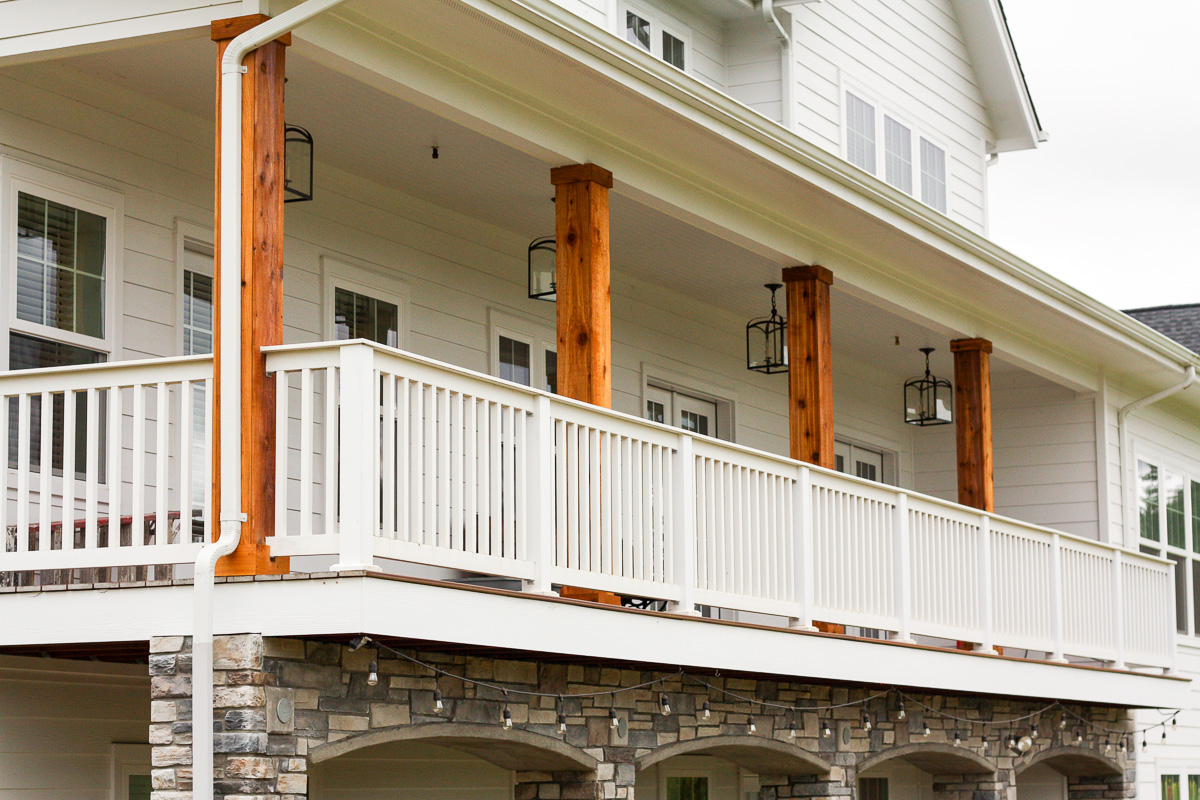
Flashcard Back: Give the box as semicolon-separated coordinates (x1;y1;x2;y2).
668;433;698;615
526;395;557;595
1110;550;1126;669
1049;533;1066;662
1167;559;1180;675
891;492;913;642
331;343;380;572
789;465;817;631
975;513;996;654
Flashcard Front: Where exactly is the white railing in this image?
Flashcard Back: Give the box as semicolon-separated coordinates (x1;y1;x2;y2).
264;340;1176;671
1;355;213;581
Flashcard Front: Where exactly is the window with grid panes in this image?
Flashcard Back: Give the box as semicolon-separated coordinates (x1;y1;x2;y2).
1138;457;1200;635
843;90;949;215
334;287;399;347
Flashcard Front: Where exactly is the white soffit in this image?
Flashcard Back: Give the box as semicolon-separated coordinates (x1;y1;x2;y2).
950;0;1045;153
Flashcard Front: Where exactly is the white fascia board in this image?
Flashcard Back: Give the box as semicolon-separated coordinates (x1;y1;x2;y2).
0;577;1188;709
0;1;263;68
950;0;1044;153
294;0;1197;389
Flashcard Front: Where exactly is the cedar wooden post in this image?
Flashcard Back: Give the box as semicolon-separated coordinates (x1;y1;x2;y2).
782;265;834;468
211;15;291;575
551;163;613;408
951;338;994;512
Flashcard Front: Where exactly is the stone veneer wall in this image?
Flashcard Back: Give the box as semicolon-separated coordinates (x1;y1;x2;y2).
148;635;1136;800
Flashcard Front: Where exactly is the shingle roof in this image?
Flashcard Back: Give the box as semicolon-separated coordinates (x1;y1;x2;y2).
1125;304;1200;355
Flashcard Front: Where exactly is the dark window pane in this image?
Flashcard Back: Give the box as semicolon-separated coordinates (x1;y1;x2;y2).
183;270;214;356
545;349;557;394
1192;481;1200;553
1193;562;1200;641
626;11;650;50
666;777;707;800
680;410;708;436
663;32;685;69
7;333;105;480
1139;460;1160;540
646;401;664;424
498;336;531;386
1167;471;1186;548
1162;775;1181;800
334;287;398;347
859;778;889;800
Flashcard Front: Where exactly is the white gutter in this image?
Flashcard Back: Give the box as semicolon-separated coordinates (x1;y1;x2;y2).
192;2;349;798
1118;365;1197;545
760;0;794;130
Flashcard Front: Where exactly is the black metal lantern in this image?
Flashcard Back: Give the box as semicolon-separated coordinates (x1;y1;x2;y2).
904;347;953;426
528;236;556;301
284;124;314;203
746;283;787;374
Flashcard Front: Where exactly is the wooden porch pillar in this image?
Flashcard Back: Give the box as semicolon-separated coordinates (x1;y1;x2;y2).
951;338;994;512
211;15;291;575
551;163;613;408
782;265;834;468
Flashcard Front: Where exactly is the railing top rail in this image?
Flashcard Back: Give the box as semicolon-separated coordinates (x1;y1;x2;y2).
261;339;1170;569
0;354;213;393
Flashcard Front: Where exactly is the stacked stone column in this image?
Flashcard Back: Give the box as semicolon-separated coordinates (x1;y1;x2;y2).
148;633;307;799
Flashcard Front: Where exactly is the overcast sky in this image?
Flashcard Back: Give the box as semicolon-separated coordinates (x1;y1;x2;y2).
986;0;1200;312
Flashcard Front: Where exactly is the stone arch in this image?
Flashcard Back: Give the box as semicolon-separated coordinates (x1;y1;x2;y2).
309;721;600;772
636;735;833;776
857;742;996;776
1015;746;1123;778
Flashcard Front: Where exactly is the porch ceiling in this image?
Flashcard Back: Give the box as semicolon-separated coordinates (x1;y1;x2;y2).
52;37;1041;386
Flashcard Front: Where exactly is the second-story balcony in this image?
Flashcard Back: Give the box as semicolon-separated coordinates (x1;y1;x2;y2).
0;340;1178;677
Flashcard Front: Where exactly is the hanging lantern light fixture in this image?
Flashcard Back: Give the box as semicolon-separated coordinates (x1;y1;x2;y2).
528;236;557;301
746;283;787;374
283;124;314;203
904;347;952;426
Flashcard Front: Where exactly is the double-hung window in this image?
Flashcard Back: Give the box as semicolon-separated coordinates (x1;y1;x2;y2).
322;257;409;349
623;4;688;71
843;88;949;214
3;159;121;479
490;310;556;393
1138;457;1200;636
178;230;214;533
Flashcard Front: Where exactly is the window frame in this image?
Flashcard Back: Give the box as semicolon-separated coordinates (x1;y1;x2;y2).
488;308;556;393
639;362;735;443
619;1;691;73
658;767;714;800
111;742;152;800
838;80;951;216
174;219;214;357
1;157;123;370
1135;447;1200;639
321;255;410;349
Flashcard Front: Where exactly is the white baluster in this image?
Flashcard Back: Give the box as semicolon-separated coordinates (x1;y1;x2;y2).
1049;532;1066;662
789;465;817;631
1110;549;1126;669
891;492;913;642
975;513;996;653
331;344;379;572
668;433;698;615
526;395;556;595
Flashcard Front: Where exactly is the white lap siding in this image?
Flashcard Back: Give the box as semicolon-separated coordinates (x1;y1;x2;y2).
0;655;149;797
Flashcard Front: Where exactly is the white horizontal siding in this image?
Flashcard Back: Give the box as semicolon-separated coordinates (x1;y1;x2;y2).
0;655;149;796
913;370;1100;539
788;0;992;232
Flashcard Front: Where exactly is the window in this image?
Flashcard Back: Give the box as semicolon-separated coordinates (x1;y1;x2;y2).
1163;775;1182;800
622;5;688;71
666;777;708;800
834;439;892;484
1138;456;1200;636
842;88;949;215
181;249;214;530
646;384;718;438
859;778;888;800
489;311;556;393
321;256;409;349
111;744;152;800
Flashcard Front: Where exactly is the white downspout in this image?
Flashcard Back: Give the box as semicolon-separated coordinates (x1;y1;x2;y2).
192;2;349;798
761;0;794;130
1118;365;1197;545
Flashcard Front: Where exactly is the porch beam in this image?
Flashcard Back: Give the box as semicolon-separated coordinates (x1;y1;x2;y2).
782;265;834;468
951;337;994;512
551;163;613;408
211;15;289;575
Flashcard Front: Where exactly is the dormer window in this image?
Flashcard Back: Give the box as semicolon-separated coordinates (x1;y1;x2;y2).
623;5;688;71
843;87;949;215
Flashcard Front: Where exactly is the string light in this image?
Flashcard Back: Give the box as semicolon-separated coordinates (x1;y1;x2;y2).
434;689;444;713
1142;735;1147;752
660;693;671;716
367;659;379;687
896;697;907;720
1105;738;1113;755
610;708;620;729
702;700;711;720
982;736;990;754
1120;737;1128;754
1031;721;1039;738
748;715;757;734
503;705;513;729
862;711;872;732
821;718;832;738
1075;728;1084;745
953;730;962;747
1162;729;1167;744
788;717;797;739
1059;715;1067;731
922;721;931;737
